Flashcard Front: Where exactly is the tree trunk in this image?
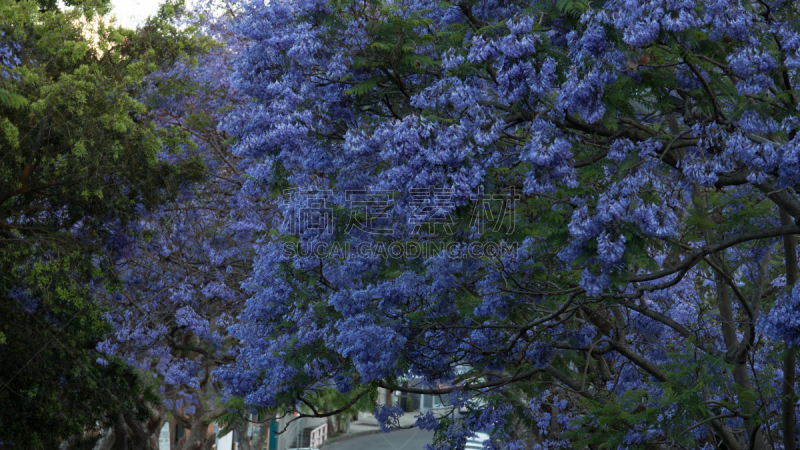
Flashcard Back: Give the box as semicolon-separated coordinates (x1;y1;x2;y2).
92;429;115;450
781;210;797;450
694;185;748;450
235;419;271;450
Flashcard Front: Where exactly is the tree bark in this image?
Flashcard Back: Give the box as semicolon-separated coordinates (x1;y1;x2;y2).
92;428;116;450
235;418;271;450
781;210;797;450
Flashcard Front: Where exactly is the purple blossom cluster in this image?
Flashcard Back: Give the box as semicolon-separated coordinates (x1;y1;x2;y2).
0;32;21;80
761;285;800;347
95;0;800;448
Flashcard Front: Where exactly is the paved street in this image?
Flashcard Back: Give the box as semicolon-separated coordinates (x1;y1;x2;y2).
325;429;435;450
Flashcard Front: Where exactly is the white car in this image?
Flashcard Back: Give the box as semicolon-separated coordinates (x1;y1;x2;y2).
465;431;490;450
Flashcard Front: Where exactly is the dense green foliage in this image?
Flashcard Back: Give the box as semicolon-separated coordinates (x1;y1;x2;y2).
0;1;208;447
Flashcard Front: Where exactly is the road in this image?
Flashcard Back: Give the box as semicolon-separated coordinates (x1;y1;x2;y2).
325;429;435;450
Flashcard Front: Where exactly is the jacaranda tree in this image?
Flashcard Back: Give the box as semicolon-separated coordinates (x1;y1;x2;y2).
211;0;800;448
94;1;276;448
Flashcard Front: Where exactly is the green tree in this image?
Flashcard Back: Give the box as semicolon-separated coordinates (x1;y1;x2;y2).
0;1;206;447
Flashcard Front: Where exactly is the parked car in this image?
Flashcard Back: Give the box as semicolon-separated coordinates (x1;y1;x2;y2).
465;431;490;450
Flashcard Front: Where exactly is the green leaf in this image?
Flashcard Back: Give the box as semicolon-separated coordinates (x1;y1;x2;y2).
345;77;382;97
0;89;28;109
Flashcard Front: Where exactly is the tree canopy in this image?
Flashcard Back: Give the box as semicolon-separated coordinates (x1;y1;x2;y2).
0;0;206;447
209;0;800;448
7;0;800;449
